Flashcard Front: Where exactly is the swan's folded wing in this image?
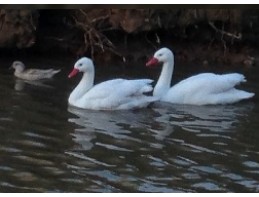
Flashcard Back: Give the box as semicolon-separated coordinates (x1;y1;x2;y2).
164;73;253;105
81;79;125;100
82;78;153;100
115;79;154;96
169;73;246;96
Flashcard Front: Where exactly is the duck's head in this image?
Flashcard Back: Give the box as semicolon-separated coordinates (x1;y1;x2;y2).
10;61;25;72
146;47;174;67
68;57;94;78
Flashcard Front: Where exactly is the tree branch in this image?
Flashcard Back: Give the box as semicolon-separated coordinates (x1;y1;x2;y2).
208;21;242;40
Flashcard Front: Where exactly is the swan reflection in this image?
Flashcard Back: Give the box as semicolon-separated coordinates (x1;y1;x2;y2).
152;102;254;133
67;106;153;150
67;102;254;149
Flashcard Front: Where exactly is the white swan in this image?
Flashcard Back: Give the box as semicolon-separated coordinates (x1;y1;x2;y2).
146;48;254;105
68;57;157;110
10;61;61;80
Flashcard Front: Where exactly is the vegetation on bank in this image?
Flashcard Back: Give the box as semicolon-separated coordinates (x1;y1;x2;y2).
0;9;258;66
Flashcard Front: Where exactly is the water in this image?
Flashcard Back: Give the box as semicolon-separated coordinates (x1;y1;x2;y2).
0;56;259;192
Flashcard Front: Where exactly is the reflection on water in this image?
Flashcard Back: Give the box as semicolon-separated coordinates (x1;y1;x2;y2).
66;100;259;192
68;106;145;151
67;105;159;143
152;102;254;133
0;58;259;192
68;102;254;149
14;79;54;91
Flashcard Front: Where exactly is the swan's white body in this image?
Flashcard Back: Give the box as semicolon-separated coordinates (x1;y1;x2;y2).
68;57;157;110
146;48;254;105
11;61;60;80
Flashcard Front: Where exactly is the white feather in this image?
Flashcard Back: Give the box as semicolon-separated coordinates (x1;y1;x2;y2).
148;48;254;105
68;57;157;110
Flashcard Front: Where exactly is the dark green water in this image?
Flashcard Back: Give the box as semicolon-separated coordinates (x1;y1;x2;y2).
0;56;259;192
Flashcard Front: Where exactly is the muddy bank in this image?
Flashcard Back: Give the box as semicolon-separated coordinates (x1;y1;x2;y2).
0;9;38;48
0;9;259;67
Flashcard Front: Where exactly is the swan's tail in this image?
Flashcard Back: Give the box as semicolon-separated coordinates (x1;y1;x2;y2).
224;73;247;85
209;88;254;105
236;90;255;100
210;73;250;95
139;84;153;94
132;79;154;94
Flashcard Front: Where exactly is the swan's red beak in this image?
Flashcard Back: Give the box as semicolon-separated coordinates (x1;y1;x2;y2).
146;57;159;67
68;68;79;78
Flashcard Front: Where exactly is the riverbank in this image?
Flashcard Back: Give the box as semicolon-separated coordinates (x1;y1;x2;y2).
0;9;258;67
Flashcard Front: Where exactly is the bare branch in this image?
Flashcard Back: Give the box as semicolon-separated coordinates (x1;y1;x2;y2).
72;10;119;60
208;21;242;40
91;15;110;23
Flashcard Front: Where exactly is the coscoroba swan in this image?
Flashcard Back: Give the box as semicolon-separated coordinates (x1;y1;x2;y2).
68;57;157;110
146;48;254;105
10;61;61;80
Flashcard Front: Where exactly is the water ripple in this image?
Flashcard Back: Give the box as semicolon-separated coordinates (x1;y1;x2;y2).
1;63;259;192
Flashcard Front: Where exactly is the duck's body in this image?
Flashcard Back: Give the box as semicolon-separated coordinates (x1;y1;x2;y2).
146;48;254;105
68;57;157;110
11;61;60;80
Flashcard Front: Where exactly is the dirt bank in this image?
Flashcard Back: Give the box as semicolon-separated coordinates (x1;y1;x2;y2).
0;9;259;67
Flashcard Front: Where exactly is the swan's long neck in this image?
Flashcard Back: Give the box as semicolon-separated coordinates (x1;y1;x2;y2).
68;71;94;105
153;57;174;98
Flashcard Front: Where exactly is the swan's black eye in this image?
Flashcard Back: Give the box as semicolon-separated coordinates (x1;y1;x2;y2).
158;54;162;57
79;63;83;67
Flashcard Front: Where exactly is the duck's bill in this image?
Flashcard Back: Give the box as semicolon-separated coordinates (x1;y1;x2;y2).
146;57;159;67
68;68;79;78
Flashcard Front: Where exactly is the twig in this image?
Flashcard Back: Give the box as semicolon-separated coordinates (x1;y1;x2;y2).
44;36;65;42
155;33;160;44
79;9;89;19
221;23;227;55
72;10;119;60
144;32;157;50
91;15;110;23
0;11;5;31
30;13;37;31
208;21;242;40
